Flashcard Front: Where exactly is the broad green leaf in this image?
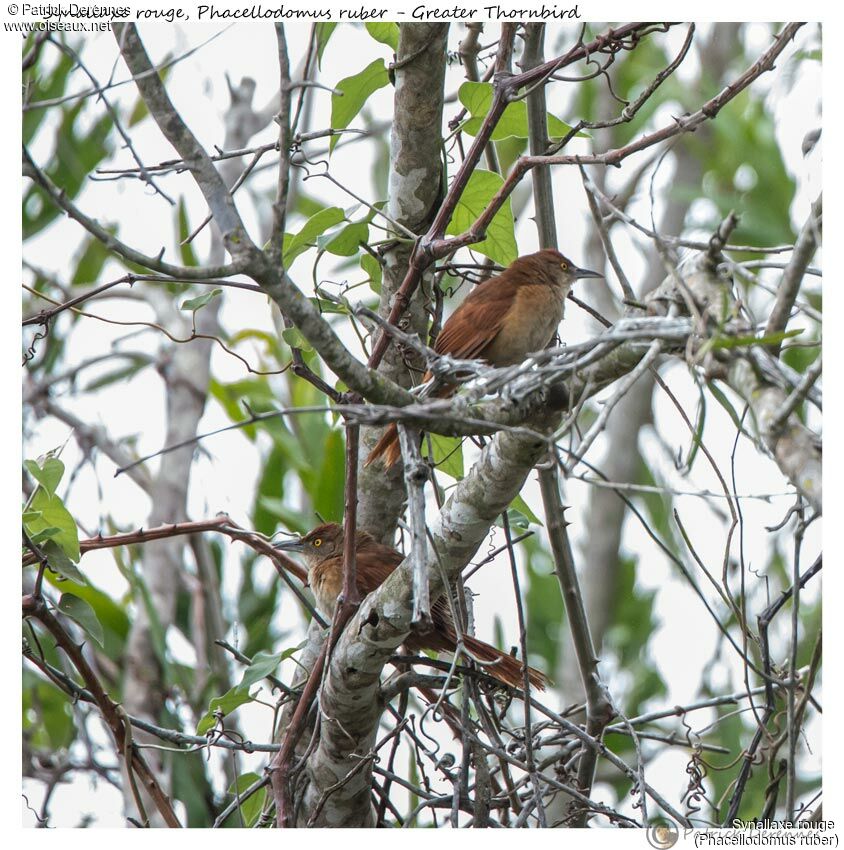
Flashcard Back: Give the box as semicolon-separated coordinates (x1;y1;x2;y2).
509;494;543;527
429;434;464;480
458;81;582;141
240;643;305;688
318;220;369;256
283;206;345;264
58;593;105;647
312;427;346;522
446;169;518;266
45;576;130;658
226;772;267;827
28;526;62;544
42;540;87;585
315;22;337;68
503;507;532;532
330;59;390;152
547;112;581;139
25;488;80;561
24;457;64;498
366;22;399;50
181;288;221;312
23;673;74;750
281;326;313;352
196;686;256;735
310;296;348;315
459;81;525;141
361;252;383;293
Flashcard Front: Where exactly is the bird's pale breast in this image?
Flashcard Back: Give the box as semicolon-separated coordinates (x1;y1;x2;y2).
483;283;565;365
310;557;344;617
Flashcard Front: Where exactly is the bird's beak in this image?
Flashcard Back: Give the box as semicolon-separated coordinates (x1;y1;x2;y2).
273;537;305;553
572;265;603;280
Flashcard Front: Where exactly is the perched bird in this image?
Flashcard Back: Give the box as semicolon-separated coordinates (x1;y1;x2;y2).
365;248;602;467
275;522;547;690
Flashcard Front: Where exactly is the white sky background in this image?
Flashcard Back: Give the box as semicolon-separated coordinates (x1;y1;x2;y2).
7;3;837;836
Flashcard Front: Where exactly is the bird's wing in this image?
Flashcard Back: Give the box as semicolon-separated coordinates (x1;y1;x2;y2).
354;540;404;595
433;281;512;361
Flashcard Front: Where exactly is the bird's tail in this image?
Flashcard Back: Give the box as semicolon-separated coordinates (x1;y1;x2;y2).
462;634;548;691
364;422;401;469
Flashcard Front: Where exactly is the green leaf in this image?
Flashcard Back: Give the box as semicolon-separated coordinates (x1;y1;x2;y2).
546;112;582;140
181;288;221;312
42;540;87;585
28;526;63;544
459;81;525;141
366;22;399;51
71;235;113;285
226;772;267;827
330;59;390;152
24;457;64;498
310;296;348;315
315;22;337;68
446;169;518;266
239;643;305;688
429;434;464;480
25;488;80;561
283;206;345;264
23;48;75;145
281;326;313;352
318;220;369;256
458;81;582;141
360;252;383;293
707;382;753;437
509;494;543;527
196;686;256;735
83;358;149;392
682;381;707;472
176;197;199;267
45;575;130;659
710;328;803;350
312;428;346;522
58;593;105;647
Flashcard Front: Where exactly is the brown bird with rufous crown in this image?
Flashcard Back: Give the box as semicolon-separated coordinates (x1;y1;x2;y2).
275;522;548;690
365;248;602;468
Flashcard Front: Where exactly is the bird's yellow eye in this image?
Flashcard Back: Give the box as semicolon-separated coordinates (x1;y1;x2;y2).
313;538;322;547
560;262;569;271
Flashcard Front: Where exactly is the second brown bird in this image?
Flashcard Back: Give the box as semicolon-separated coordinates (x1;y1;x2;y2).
366;248;602;467
275;522;547;690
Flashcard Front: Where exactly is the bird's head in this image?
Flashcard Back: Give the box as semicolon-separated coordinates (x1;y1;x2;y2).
273;522;344;565
524;248;603;291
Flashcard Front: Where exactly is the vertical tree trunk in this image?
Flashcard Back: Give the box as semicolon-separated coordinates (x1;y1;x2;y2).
357;23;450;544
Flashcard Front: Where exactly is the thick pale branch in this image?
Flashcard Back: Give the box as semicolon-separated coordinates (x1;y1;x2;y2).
765;194;822;352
